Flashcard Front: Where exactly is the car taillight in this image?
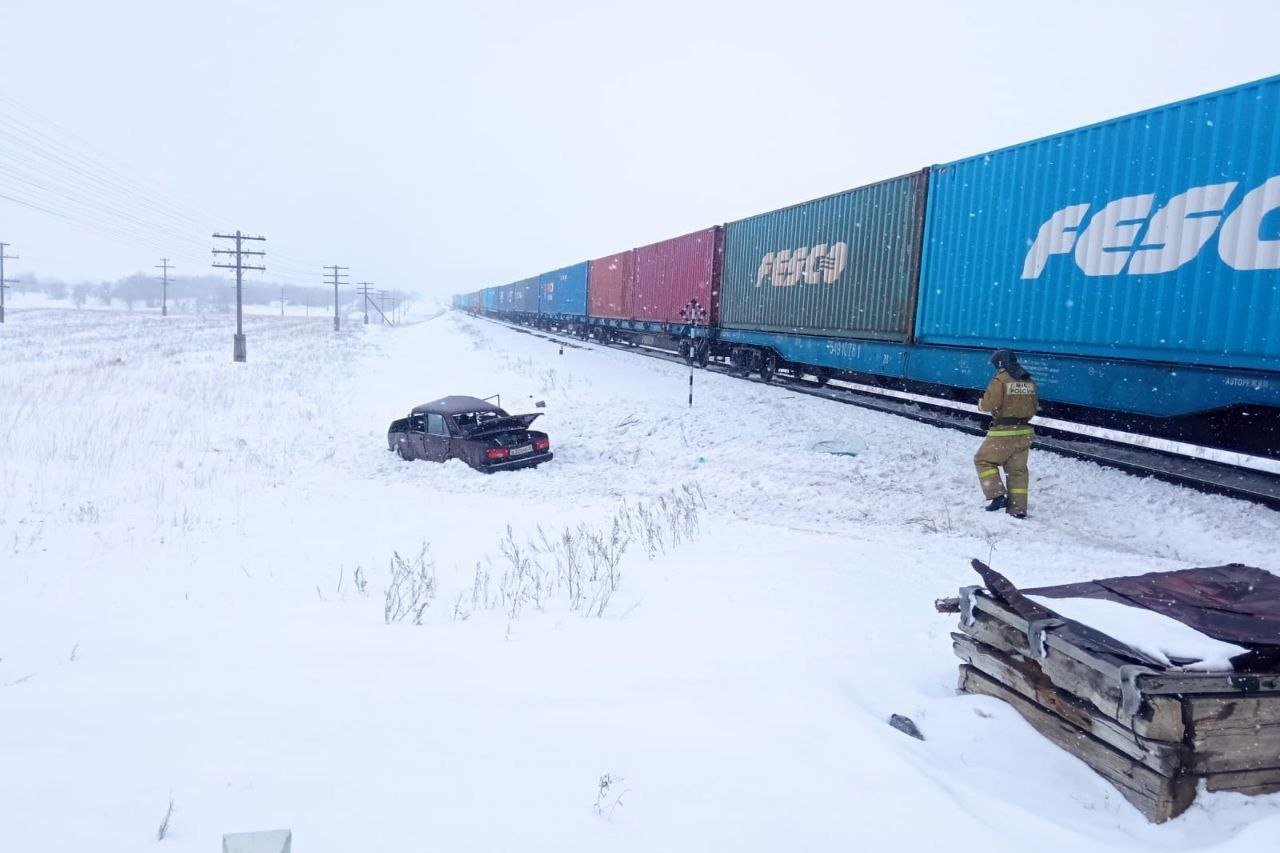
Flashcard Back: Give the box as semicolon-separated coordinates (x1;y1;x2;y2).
487;448;510;461
534;438;550;452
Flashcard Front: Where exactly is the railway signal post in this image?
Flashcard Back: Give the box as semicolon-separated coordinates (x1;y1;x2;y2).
680;298;708;408
212;231;266;362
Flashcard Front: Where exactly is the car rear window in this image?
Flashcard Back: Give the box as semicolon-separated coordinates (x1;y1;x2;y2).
453;411;502;431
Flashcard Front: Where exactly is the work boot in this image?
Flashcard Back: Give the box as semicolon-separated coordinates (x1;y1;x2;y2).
984;494;1008;512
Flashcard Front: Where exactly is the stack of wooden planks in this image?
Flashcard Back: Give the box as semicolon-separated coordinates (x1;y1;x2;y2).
944;576;1280;822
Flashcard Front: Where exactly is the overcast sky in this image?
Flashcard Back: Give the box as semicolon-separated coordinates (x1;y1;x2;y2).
0;0;1277;295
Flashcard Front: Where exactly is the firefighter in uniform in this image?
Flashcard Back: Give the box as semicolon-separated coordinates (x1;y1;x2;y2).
974;349;1038;518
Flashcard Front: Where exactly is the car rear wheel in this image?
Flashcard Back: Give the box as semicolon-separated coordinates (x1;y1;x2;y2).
397;442;411;461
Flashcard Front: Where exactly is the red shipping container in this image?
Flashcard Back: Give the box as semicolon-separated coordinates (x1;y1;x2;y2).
633;227;722;325
588;250;633;320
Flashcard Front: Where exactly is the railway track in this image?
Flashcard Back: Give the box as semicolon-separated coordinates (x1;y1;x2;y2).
484;316;1280;512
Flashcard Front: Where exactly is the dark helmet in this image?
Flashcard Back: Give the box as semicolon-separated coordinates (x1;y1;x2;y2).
990;348;1030;380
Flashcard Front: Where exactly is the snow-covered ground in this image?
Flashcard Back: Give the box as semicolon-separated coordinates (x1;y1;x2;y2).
2;305;1279;852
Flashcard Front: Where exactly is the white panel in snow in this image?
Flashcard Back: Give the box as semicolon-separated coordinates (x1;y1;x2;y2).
222;829;293;853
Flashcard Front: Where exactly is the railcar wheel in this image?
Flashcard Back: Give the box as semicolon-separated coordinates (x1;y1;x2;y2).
811;367;832;386
759;352;778;383
679;340;692;363
694;340;711;369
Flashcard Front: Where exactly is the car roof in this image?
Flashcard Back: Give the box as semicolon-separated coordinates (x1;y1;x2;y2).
410;396;505;416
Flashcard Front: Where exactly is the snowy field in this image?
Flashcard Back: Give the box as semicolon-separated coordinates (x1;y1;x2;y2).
2;305;1279;852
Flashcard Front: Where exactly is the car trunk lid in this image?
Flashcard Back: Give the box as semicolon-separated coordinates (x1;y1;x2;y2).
462;413;541;438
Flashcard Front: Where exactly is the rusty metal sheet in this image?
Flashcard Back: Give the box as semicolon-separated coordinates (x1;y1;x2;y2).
973;560;1161;666
1023;563;1280;669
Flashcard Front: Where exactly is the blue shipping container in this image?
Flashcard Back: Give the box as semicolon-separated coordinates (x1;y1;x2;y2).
539;262;589;317
483;287;498;310
916;75;1280;372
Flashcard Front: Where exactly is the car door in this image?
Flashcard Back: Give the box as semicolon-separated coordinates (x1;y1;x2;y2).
404;414;427;460
422;413;451;462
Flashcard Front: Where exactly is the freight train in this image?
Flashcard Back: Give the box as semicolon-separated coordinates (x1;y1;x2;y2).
454;75;1280;458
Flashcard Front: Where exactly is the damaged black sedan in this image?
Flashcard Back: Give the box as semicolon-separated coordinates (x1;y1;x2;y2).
387;396;552;472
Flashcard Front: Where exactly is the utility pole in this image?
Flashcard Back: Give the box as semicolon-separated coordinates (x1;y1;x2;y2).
212;231;266;363
280;285;286;317
325;265;348;332
0;242;17;324
364;288;391;325
356;282;374;324
154;258;173;317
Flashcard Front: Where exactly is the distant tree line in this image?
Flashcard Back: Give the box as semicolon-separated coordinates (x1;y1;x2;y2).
13;272;407;314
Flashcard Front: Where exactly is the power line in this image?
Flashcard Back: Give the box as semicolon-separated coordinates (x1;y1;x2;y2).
0;88;328;278
213;232;266;363
0;92;231;230
0;188;206;264
0;119;222;264
0;126;216;239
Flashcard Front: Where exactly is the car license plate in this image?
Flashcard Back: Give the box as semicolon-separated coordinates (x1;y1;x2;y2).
510;445;534;456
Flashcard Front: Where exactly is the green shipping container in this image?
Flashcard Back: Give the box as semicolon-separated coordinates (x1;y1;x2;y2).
720;170;928;341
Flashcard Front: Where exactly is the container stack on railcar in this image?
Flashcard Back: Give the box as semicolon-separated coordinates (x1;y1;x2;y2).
460;74;1280;457
716;171;927;383
587;249;634;327
537;263;589;334
913;74;1280;454
582;228;723;354
514;277;540;318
